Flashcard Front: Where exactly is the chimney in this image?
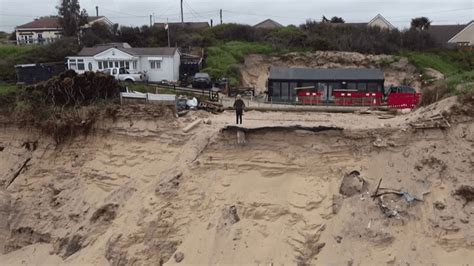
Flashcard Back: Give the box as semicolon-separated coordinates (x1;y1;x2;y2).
96;6;99;17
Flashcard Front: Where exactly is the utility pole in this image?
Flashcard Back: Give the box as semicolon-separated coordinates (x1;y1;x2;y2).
220;9;223;24
180;0;184;25
150;15;152;27
167;18;170;47
96;6;99;16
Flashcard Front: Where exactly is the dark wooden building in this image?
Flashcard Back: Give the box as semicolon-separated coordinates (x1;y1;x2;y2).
15;63;65;85
268;67;385;103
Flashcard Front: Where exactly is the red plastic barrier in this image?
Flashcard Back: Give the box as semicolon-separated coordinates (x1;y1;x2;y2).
297;91;323;105
333;91;383;106
387;93;421;109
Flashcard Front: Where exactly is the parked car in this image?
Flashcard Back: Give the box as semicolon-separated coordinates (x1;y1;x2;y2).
102;68;144;83
192;72;213;90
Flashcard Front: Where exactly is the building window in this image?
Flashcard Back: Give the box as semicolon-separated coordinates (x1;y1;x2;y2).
125;62;130;69
368;82;379;92
88;62;93;71
347;82;357;91
133;61;137;70
357;82;367;92
150;60;161;69
281;82;289;100
114;61;119;68
120;61;125;68
98;62;103;69
272;82;281;99
69;59;77;70
329;82;341;90
77;59;85;70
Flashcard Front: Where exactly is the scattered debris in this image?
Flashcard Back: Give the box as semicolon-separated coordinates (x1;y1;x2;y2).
433;201;446;210
4;157;31;189
377;195;400;218
409;113;451;129
198;101;224;113
339;171;367;197
174;251;184;263
182;119;202;133
334;235;343;244
228;205;240;224
454;185;474;207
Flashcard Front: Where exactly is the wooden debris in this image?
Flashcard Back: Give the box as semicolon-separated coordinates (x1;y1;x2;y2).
182;119;202;133
5;158;31;189
409;113;451;129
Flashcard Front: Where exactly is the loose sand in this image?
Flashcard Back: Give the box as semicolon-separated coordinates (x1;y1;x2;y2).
0;97;473;265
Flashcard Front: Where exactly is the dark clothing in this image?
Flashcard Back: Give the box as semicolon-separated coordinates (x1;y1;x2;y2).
236;109;243;124
233;99;245;124
233;99;245;111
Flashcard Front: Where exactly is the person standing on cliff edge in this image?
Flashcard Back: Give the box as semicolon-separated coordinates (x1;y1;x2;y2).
233;94;245;124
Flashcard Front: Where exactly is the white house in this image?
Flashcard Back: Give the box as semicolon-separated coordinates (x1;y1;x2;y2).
448;21;474;47
15;16;112;45
344;14;395;31
67;43;180;82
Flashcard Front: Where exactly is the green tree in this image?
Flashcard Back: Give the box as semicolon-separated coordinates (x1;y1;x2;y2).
330;16;345;23
411;17;431;31
57;0;88;36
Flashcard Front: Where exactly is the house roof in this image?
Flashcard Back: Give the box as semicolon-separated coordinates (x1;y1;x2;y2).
154;22;210;30
367;14;395;30
77;44;178;57
16;17;60;29
426;24;467;45
269;67;384;81
448;21;473;44
16;16;108;29
254;19;283;29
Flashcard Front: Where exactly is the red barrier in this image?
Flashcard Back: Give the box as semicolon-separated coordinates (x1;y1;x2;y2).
387;93;421;109
333;91;383;106
297;91;323;105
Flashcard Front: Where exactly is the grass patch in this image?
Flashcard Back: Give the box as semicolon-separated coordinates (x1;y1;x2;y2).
203;41;276;86
0;84;18;95
401;50;474;93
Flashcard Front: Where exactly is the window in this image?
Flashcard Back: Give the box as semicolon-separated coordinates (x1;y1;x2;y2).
150;60;161;69
347;82;357;91
77;59;85;70
98;62;103;69
272;82;281;98
290;82;297;100
329;82;341;90
69;59;77;70
125;62;130;69
133;61;137;70
357;82;367;92
281;82;289;100
88;62;92;71
114;61;119;68
368;82;379;92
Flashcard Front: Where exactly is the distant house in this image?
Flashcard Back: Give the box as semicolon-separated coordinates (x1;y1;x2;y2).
154;22;210;30
425;24;466;48
66;43;180;82
339;14;395;31
253;19;283;29
15;16;112;45
448;21;474;47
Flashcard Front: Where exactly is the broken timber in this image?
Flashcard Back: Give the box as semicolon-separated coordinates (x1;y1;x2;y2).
223;125;343;134
5;157;31;189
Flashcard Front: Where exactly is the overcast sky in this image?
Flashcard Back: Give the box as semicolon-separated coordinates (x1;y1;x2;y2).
1;0;473;32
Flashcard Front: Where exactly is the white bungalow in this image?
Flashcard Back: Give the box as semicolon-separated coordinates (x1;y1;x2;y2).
66;43;180;82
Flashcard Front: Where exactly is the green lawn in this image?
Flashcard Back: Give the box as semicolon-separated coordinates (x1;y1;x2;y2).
0;84;17;95
0;45;35;58
401;50;474;92
203;41;276;86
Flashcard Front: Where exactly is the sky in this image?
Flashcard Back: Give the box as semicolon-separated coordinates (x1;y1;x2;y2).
0;0;473;32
